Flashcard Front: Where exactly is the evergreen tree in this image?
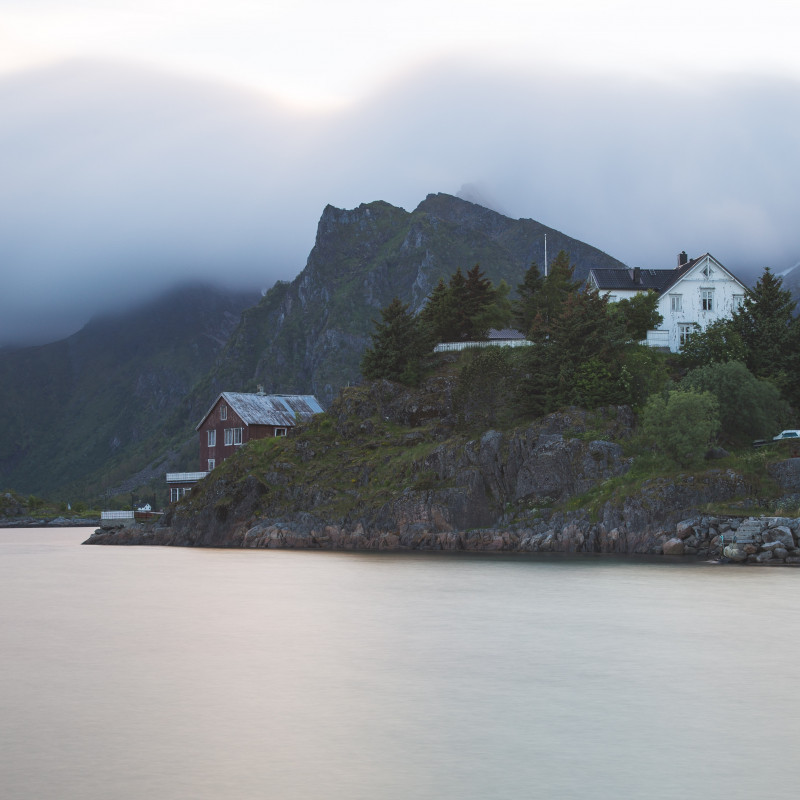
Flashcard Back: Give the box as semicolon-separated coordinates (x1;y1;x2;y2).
608;290;663;341
360;298;426;385
447;267;472;340
730;267;798;384
514;262;544;333
419;278;456;344
420;266;512;343
525;250;582;339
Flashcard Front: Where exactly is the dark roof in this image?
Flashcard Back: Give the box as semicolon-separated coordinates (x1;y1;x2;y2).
590;258;701;293
196;393;323;430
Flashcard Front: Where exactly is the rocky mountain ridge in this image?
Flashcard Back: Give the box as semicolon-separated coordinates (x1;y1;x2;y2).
191;193;629;410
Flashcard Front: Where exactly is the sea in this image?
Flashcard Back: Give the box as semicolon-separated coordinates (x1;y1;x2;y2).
2;527;799;800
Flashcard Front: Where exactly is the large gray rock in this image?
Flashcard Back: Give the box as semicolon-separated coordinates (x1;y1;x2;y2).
763;526;795;549
663;538;685;555
766;459;800;492
723;544;748;562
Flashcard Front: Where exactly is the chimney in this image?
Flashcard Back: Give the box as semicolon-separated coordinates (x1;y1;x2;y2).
257;384;265;396
678;251;688;267
633;266;641;284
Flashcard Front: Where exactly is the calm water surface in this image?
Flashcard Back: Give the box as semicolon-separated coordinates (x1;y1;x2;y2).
2;527;799;799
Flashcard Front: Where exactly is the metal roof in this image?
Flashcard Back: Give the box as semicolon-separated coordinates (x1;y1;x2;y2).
196;393;323;430
487;328;527;340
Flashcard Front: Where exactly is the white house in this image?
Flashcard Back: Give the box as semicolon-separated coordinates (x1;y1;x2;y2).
588;252;748;352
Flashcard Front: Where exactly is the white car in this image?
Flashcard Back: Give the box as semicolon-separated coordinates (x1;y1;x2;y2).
773;429;800;440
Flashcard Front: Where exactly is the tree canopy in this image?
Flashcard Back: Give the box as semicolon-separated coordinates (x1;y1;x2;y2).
360;297;427;385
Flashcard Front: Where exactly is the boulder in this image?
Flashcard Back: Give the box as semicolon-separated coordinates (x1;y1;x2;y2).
663;538;685;556
723;544;748;562
676;519;697;539
765;526;795;549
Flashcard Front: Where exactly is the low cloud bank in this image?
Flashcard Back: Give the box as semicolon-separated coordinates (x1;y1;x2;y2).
1;58;797;344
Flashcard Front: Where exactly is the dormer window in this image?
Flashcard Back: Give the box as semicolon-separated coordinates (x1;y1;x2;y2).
701;289;714;311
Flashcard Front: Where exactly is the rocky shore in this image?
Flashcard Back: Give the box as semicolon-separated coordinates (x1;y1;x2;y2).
84;511;800;564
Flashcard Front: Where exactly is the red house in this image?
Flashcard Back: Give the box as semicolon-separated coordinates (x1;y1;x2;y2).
196;391;323;472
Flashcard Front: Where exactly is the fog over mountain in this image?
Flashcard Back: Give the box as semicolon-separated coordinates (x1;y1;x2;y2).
2;57;799;345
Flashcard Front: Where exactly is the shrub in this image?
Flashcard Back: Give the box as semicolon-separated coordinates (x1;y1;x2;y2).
641;389;720;467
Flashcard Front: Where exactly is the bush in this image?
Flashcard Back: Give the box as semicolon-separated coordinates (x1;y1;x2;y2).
680;361;787;443
641;389;720;467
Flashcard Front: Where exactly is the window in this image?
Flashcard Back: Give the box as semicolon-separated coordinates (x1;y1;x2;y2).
208;459;215;470
670;294;682;312
679;323;697;347
701;289;713;311
220;405;227;421
225;427;243;446
701;264;713;279
274;427;288;437
207;430;216;447
733;294;744;311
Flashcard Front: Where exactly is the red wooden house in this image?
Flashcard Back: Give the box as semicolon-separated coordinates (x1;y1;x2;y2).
196;391;323;472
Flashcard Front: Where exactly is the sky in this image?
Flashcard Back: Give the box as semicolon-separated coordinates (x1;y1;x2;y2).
2;0;800;345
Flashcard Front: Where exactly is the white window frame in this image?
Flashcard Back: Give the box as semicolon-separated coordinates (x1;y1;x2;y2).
274;427;288;437
679;323;697;347
207;459;215;470
732;294;744;311
220;405;227;421
700;289;714;311
232;427;243;445
207;430;216;447
670;294;682;312
224;428;233;446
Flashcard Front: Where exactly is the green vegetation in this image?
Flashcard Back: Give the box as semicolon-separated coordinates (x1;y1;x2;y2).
0;488;101;520
178;399;454;522
640;389;720;467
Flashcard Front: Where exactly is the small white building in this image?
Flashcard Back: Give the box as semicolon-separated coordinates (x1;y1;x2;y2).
588;252;748;352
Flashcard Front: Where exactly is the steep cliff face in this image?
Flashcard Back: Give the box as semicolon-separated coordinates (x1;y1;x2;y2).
195;193;628;408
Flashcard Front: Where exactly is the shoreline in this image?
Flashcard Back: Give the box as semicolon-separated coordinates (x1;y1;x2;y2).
2;517;101;528
83;513;800;565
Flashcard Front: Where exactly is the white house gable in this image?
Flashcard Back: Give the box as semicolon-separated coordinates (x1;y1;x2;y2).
654;255;746;351
589;252;747;353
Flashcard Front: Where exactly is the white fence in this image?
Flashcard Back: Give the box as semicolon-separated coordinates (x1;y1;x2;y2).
101;510;135;520
434;339;532;353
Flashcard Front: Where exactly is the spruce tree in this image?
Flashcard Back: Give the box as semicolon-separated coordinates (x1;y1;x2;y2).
360;298;426;385
514;262;544;334
731;267;797;379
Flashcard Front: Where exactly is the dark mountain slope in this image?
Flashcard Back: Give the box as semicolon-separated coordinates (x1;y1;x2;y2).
0;283;258;497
